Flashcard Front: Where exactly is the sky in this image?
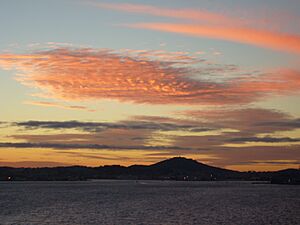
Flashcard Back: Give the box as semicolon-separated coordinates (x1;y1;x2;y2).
0;0;300;171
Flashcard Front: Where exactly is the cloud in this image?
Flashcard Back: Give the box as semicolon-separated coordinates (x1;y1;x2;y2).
9;107;300;150
0;122;10;128
167;107;300;152
8;107;300;153
1;48;300;105
256;119;300;129
8;133;96;143
0;48;218;105
8;130;154;148
185;108;298;134
14;119;199;132
55;151;134;162
0;142;193;151
92;2;300;54
2;106;300;170
229;136;300;143
129;23;300;54
0;161;73;168
8;117;220;150
207;145;300;169
91;2;237;25
245;160;300;165
24;101;95;112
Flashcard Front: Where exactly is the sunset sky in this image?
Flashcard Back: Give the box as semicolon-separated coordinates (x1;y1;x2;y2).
1;0;300;171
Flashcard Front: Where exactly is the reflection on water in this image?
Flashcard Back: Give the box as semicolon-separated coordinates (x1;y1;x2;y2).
0;181;299;225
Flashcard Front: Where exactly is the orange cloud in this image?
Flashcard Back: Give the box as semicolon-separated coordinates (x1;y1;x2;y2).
92;2;236;25
129;23;300;54
0;48;299;105
92;2;300;54
0;161;72;168
24;101;95;112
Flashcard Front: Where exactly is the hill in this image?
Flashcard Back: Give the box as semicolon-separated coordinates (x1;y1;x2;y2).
0;157;299;184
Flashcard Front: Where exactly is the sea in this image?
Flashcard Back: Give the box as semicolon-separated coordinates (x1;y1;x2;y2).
0;180;299;225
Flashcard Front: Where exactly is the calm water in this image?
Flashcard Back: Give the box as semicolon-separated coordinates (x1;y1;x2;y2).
0;181;299;225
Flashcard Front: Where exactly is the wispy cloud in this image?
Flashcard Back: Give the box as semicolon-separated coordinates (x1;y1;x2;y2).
0;142;194;151
92;2;300;54
0;161;72;168
9;108;300;148
2;106;300;170
184;108;298;135
256;119;300;129
205;145;300;170
129;23;300;54
229;136;300;143
24;101;95;112
14;119;198;132
90;2;237;25
241;160;300;166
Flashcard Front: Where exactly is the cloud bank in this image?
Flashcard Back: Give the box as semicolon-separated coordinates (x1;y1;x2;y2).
1;107;300;170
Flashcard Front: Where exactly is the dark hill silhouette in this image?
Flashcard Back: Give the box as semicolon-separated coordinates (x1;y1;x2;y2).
151;157;209;170
150;157;232;173
270;169;300;185
142;157;241;180
0;157;299;184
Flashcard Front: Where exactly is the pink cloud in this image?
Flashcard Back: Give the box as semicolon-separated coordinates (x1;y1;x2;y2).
0;48;299;105
91;2;237;25
92;2;300;54
129;23;300;54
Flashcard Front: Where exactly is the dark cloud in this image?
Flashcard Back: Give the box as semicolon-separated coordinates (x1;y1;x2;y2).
235;161;300;165
14;120;209;132
185;108;300;135
189;128;216;132
56;151;131;161
0;142;194;151
255;119;300;129
0;122;10;128
230;136;300;143
7;108;300;155
2;107;300;170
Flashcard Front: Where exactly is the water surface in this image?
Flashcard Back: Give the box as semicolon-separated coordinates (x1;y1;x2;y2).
0;181;299;225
